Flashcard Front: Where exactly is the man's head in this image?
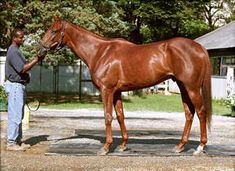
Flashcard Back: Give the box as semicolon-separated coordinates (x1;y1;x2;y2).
11;29;24;47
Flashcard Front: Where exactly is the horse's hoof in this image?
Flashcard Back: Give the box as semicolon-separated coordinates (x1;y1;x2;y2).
173;146;185;153
193;145;206;156
193;150;206;156
118;145;127;152
97;147;109;156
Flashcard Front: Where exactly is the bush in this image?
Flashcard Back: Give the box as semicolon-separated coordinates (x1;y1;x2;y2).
0;85;7;111
223;93;235;116
223;93;235;108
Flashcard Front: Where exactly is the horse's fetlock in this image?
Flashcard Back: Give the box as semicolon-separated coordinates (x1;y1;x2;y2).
182;136;189;144
106;139;113;146
122;134;128;141
200;138;207;145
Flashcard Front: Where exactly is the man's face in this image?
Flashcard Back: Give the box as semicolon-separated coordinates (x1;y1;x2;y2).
13;31;25;46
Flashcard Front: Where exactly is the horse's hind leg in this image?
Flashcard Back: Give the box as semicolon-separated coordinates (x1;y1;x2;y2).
174;81;195;153
187;89;208;155
113;92;128;151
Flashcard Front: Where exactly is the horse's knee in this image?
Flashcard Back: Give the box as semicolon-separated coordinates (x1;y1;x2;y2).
105;113;113;125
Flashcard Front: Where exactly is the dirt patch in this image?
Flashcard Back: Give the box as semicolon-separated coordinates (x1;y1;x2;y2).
1;109;235;170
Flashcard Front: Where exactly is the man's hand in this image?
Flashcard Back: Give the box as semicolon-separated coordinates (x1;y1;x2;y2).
21;54;45;74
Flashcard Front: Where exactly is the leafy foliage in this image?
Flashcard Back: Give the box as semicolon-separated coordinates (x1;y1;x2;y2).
0;0;234;64
224;93;235;107
0;85;7;103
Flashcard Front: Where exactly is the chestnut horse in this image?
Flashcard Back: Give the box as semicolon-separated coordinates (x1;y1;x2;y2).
39;16;212;155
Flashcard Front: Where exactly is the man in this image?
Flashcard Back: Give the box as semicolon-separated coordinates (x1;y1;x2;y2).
4;29;46;151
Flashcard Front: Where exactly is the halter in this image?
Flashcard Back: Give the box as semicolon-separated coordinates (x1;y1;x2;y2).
39;23;67;53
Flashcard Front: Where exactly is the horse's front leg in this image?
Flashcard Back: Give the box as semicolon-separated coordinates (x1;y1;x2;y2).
97;88;114;155
113;92;128;152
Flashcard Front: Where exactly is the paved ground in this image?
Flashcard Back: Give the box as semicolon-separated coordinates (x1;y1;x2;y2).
1;109;235;170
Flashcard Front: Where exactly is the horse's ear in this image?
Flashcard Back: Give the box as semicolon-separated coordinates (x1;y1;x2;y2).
53;16;61;22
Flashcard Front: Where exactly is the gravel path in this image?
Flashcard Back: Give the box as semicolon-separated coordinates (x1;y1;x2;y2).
1;109;235;170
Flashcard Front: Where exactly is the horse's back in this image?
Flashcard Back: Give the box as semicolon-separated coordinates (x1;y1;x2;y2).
94;36;209;90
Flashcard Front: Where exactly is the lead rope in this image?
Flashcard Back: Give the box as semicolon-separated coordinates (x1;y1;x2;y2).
39;60;42;104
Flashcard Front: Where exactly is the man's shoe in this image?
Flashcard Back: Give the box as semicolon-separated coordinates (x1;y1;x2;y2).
6;144;26;151
20;143;31;149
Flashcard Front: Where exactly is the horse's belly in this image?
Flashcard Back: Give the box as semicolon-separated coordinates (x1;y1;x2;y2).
117;73;167;91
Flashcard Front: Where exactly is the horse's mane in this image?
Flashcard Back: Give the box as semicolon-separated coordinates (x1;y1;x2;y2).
63;20;136;45
64;20;110;41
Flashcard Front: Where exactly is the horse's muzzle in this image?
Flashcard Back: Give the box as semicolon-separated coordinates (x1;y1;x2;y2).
37;42;48;57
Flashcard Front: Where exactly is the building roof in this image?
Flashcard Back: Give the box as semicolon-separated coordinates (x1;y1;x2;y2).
195;21;235;50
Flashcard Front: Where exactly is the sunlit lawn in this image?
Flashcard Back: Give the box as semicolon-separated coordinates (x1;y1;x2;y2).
41;93;231;116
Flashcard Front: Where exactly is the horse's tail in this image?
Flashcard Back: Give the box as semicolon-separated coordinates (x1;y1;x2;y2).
202;48;212;131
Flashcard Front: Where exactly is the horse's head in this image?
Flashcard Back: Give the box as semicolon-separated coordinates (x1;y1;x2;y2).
38;16;66;56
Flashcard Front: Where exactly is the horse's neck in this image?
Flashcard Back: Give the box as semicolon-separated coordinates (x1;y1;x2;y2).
64;23;104;69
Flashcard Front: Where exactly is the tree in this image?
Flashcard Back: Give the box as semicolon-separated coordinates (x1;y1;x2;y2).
0;0;234;64
116;0;210;42
203;0;235;30
0;0;131;65
223;0;235;22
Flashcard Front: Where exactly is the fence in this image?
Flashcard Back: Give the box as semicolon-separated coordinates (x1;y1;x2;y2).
26;61;99;100
168;76;228;99
27;68;234;100
0;53;233;100
0;50;7;85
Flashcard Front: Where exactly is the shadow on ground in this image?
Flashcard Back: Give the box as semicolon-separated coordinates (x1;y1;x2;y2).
32;129;235;157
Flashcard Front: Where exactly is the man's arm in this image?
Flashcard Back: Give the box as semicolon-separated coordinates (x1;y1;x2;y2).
21;56;44;74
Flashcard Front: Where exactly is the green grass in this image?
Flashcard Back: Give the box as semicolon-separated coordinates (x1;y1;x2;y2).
43;101;103;110
123;94;183;112
41;93;231;116
212;99;231;116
